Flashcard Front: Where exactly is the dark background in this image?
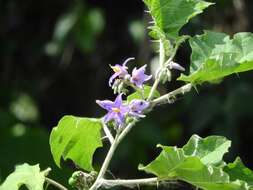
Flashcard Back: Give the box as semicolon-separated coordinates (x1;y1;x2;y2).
1;0;253;189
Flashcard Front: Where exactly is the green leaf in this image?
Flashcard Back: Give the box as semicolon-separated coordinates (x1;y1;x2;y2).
144;0;213;39
183;134;231;165
178;31;253;84
139;135;249;190
139;145;232;189
0;163;46;190
50;115;103;171
224;157;253;187
127;85;160;102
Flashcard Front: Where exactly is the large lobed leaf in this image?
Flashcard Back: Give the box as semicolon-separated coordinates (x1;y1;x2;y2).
0;164;46;190
144;0;213;39
179;31;253;84
139;135;253;190
50;115;103;171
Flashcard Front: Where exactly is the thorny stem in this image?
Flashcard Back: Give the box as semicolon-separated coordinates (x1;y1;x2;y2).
89;134;120;190
118;119;137;143
148;36;187;101
102;123;114;144
100;177;159;188
152;83;192;106
147;39;165;101
45;177;68;190
88;37;192;190
100;177;177;188
89;87;192;190
89;120;138;190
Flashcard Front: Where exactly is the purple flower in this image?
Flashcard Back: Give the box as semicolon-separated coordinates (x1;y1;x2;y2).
96;94;128;126
130;65;152;88
109;58;135;87
129;100;149;118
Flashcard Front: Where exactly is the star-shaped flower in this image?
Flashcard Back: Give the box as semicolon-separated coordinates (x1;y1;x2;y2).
129;99;149;118
96;94;128;127
109;58;135;87
130;65;152;88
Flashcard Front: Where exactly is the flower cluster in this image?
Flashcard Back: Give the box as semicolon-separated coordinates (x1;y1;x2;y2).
109;57;152;89
97;58;152;128
96;94;149;128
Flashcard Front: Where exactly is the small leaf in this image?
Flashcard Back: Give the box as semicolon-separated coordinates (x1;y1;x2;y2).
183;134;231;165
178;31;253;84
224;157;253;187
144;0;213;39
50;115;103;171
127;85;160;102
0;163;46;190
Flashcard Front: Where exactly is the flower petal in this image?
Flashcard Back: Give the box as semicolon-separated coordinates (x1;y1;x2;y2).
130;100;149;112
96;100;114;110
144;74;152;82
123;57;135;67
103;112;116;123
109;72;119;87
129;99;149;118
114;93;123;107
115;112;125;125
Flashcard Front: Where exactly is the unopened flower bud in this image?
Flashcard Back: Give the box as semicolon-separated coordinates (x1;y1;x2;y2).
160;68;171;83
169;61;185;71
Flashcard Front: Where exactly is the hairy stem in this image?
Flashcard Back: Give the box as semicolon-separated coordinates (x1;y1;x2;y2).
102;123;114;144
147;39;165;101
118;120;137;143
100;177;158;188
89;134;119;190
152;83;192;106
99;177;177;188
45;177;68;190
89;120;137;190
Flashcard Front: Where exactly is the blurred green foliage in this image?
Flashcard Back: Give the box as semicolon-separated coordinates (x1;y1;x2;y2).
46;1;104;56
1;0;253;189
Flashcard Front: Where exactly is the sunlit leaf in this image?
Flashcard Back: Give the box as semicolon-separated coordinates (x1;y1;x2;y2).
139;135;249;190
139;145;231;189
178;31;253;84
224;157;253;187
144;0;213;39
183;134;231;165
0;164;46;190
50;116;103;171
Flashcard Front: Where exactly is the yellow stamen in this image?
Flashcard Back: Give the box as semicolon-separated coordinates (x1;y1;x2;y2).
112;107;120;113
110;65;121;73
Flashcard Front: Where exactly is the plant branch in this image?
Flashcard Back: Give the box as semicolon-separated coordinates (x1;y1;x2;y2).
147;39;165;101
100;177;158;188
89;134;120;190
102;123;114;144
118;119;138;143
45;177;68;190
89;120;138;190
152;83;192;106
99;177;177;189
